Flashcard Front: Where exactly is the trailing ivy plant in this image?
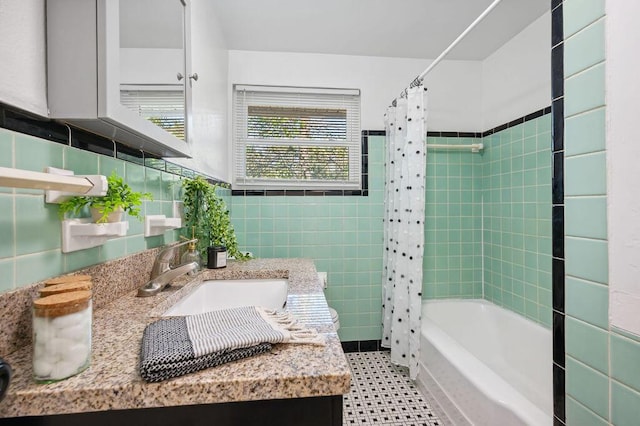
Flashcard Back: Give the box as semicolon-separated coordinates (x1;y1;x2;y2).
58;171;152;223
181;176;249;260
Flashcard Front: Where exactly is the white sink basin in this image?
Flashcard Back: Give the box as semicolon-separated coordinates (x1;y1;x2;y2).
163;279;288;316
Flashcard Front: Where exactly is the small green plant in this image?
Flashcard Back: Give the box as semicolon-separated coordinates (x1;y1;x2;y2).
181;176;249;260
58;172;152;223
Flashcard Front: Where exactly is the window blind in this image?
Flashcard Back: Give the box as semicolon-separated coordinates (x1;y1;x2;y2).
233;85;361;190
120;89;185;140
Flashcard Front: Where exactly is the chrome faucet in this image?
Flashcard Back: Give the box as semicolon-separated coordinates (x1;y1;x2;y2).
137;239;199;297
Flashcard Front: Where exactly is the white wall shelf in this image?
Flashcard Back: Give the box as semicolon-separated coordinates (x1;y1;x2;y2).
0;166;107;199
62;219;129;253
144;215;182;237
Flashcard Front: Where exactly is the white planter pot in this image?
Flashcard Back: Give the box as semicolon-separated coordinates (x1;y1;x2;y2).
90;207;124;223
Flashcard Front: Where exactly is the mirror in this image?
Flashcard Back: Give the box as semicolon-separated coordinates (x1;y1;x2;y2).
46;0;191;157
118;0;186;141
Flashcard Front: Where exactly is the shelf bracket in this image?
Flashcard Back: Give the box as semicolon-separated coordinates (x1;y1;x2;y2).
44;167;108;203
144;215;183;237
0;166;107;202
62;219;129;253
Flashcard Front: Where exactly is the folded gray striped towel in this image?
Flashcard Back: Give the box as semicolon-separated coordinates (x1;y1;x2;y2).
140;306;324;382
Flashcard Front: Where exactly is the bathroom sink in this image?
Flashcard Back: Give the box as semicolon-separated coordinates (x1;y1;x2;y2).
163;279;288;316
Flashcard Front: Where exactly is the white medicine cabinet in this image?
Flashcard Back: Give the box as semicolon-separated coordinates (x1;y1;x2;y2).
47;0;192;158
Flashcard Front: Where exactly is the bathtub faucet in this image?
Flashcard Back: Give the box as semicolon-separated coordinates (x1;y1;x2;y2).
137;239;199;297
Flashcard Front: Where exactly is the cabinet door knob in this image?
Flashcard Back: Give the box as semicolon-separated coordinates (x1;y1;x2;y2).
189;73;199;82
177;73;184;81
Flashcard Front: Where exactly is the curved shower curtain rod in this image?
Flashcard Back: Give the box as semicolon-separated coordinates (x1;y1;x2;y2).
391;0;505;107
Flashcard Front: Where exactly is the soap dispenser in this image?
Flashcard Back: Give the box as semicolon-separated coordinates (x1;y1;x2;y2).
181;228;201;276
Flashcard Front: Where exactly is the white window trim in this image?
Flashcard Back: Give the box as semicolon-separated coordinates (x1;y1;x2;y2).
232;84;361;191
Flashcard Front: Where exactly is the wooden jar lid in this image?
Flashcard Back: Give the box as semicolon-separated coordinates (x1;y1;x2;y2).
44;275;92;287
33;290;92;318
39;281;93;297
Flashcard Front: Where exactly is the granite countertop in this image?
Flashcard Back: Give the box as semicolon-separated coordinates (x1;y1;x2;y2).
0;258;351;418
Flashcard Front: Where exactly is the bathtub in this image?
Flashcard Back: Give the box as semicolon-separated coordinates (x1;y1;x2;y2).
418;299;552;426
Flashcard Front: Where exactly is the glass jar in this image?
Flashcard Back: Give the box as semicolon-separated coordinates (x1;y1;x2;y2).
32;290;92;383
181;241;201;276
207;245;227;268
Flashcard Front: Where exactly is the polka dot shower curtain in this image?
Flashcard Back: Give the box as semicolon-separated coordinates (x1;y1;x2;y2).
381;85;426;380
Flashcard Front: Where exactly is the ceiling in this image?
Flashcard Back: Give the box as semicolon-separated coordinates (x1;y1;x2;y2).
211;0;549;60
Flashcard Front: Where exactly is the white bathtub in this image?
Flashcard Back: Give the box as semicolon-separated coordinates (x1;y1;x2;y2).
418;299;552;426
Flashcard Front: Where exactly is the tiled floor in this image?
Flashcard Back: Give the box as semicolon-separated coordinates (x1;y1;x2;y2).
344;351;443;425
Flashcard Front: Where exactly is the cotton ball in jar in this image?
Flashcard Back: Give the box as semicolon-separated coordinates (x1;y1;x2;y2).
56;322;90;342
51;310;87;329
50;360;80;380
33;357;54;378
66;343;90;370
32;290;92;382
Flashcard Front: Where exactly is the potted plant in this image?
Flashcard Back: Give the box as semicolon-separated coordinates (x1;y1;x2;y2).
58;171;152;223
181;176;249;260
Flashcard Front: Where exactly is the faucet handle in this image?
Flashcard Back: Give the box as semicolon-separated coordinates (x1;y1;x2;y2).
150;239;198;280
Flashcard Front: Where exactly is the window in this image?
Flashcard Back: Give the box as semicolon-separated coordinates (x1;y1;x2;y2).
233;85;361;190
120;87;185;140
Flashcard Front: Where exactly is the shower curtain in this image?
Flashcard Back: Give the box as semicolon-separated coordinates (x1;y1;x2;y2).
381;85;427;380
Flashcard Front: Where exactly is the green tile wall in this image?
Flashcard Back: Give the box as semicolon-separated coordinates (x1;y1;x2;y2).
231;120;554;342
481;115;553;327
0;128;190;291
423;137;483;299
0;99;555;352
563;2;640;424
230;135;385;342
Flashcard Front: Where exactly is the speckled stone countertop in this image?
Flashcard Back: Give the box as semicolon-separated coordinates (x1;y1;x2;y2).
0;258;351;418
